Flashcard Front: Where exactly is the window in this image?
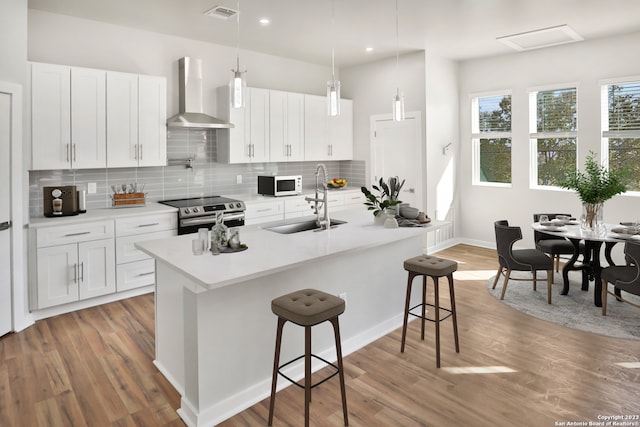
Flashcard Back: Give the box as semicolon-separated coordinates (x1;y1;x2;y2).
603;80;640;192
471;93;512;185
529;87;577;187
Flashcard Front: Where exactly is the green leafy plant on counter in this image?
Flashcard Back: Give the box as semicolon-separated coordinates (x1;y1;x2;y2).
361;177;404;217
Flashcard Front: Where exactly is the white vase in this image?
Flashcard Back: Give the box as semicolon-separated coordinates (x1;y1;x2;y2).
374;212;387;225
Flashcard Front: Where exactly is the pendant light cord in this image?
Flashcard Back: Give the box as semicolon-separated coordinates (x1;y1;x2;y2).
395;0;400;92
236;0;241;70
331;0;336;80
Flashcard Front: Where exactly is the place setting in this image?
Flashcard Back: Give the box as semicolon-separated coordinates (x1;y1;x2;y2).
608;221;640;240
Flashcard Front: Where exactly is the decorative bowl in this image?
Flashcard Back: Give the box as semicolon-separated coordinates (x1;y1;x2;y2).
400;206;419;219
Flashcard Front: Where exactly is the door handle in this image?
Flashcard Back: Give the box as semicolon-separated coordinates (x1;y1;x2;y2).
0;221;10;231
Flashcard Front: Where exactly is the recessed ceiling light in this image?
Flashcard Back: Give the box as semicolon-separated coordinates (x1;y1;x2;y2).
497;24;583;52
259;17;270;25
365;47;374;53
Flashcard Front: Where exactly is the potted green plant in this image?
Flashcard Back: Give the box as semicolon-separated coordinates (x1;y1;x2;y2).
361;177;404;223
558;151;627;231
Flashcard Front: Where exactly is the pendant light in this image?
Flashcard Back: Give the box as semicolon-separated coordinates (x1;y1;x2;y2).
327;0;340;116
230;0;246;109
392;0;405;121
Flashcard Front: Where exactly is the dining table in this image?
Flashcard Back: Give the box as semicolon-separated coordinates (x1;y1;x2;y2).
531;220;638;307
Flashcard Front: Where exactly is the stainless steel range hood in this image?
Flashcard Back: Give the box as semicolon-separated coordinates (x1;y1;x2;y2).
166;57;234;129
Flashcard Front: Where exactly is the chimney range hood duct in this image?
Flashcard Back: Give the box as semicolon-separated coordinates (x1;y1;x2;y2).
166;57;233;129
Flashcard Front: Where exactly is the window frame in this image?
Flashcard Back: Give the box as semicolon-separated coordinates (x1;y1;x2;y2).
471;90;513;188
528;82;579;190
601;76;640;196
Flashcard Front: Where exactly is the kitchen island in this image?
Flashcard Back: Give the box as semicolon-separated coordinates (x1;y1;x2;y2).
136;207;446;427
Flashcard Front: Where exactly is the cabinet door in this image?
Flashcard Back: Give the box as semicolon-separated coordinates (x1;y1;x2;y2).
216;86;250;163
78;239;116;300
248;88;270;162
329;99;353;160
71;67;107;168
304;94;329;161
138;75;167;167
36;243;78;309
269;90;288;162
106;71;139;168
31;63;71;170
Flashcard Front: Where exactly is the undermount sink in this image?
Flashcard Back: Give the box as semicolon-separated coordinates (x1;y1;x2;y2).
265;219;347;234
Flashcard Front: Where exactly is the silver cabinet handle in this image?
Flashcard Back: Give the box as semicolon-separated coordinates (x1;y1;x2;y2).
137;223;160;228
64;231;91;237
80;262;84;282
73;263;77;284
404;188;415;193
66;144;70;162
137;271;154;277
0;221;10;231
73;144;77;162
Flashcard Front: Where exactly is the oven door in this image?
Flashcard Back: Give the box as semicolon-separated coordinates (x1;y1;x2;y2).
178;212;245;235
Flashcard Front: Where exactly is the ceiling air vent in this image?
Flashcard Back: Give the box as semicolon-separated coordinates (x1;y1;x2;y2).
497;24;583;52
203;5;238;20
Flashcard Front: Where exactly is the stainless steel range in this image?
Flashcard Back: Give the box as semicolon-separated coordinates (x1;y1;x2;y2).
159;196;246;235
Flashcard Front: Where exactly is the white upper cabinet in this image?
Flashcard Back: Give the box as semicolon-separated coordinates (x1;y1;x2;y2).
32;63;107;170
31;62;166;171
106;71;138;168
270;90;305;162
107;72;167;168
138;75;167;167
217;87;270;163
304;94;353;161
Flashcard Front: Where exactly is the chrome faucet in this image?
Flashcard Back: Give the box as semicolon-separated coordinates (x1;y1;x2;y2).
305;163;331;231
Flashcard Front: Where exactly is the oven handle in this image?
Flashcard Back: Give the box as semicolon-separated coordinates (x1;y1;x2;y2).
180;212;245;227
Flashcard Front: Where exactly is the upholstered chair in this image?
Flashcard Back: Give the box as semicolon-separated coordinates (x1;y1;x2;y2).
601;239;640;316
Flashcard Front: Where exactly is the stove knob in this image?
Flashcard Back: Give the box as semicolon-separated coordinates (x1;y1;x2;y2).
193;207;199;213
184;208;190;214
228;203;233;209
236;203;242;208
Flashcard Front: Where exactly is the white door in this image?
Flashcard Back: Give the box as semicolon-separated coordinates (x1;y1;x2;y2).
0;88;13;336
371;113;423;210
71;67;106;168
106;71;138;167
138;75;167;167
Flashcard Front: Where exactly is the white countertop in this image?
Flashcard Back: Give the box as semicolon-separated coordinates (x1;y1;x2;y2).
28;202;177;228
136;207;445;292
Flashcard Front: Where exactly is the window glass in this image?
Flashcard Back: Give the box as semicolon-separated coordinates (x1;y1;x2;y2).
530;87;577;187
605;82;640;191
472;94;512;184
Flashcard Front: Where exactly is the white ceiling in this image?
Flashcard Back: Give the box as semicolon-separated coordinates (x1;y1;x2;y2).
28;0;640;68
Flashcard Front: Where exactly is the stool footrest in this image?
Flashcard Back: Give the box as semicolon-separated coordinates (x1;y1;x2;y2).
278;354;339;390
408;303;453;323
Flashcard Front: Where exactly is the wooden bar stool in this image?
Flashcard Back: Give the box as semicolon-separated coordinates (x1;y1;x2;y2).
268;289;348;427
400;255;460;368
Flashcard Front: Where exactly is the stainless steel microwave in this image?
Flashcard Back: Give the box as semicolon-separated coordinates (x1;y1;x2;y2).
257;175;302;197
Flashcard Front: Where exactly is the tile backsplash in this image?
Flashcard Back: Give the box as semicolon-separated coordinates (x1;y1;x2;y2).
29;129;366;217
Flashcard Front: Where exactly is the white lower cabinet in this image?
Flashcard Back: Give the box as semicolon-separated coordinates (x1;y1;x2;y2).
284;196;313;219
33;220;116;309
114;214;177;292
244;199;285;225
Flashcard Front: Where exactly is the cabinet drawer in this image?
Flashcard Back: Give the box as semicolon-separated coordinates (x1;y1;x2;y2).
36;220;114;248
245;200;284;220
342;191;365;205
117;259;156;292
116;230;176;264
115;213;177;236
284;196;312;215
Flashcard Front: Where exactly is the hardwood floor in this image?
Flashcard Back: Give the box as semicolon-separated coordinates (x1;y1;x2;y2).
2;244;639;426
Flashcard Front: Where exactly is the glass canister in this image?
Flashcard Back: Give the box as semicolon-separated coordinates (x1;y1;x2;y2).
211;212;229;253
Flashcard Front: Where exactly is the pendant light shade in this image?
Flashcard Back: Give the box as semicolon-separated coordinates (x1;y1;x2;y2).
392;0;405;121
393;88;405;121
327;0;340;117
230;0;246;109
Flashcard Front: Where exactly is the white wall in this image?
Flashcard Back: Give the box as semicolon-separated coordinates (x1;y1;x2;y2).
340;51;426;185
458;31;640;251
27;10;332;119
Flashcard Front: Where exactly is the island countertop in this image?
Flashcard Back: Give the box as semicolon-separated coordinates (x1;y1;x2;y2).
136;207;445;292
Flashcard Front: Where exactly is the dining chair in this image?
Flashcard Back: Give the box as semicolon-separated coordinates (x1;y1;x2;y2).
493;220;554;304
601;239;640;316
533;213;584;272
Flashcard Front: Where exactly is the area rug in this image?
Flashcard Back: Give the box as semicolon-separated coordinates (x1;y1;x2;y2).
487;272;640;340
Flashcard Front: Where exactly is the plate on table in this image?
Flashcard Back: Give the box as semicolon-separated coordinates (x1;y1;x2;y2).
608;232;637;240
539;225;565;232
